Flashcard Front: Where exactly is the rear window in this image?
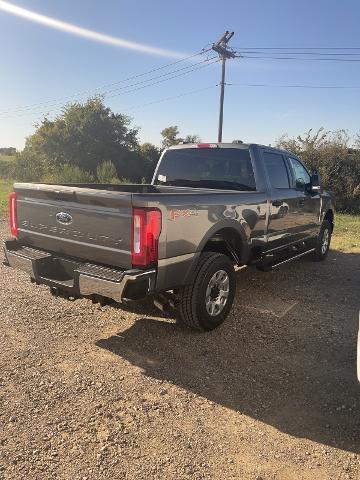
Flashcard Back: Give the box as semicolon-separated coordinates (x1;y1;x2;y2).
155;148;256;191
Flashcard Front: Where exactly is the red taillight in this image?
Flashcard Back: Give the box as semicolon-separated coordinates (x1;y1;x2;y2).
132;208;162;267
9;192;18;238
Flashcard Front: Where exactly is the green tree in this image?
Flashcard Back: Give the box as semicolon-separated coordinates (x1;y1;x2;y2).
18;96;145;181
160;126;181;148
139;142;160;180
184;134;201;144
160;126;201;149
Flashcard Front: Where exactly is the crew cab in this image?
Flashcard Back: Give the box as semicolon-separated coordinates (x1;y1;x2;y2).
4;142;334;331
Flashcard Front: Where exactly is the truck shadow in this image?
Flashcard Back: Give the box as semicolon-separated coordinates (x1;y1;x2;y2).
96;250;360;453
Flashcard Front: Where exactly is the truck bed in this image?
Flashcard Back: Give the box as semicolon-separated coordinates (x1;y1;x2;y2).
13;182;263;270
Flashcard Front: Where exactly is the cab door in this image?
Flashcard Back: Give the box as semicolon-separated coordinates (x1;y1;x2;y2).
261;150;304;248
287;156;321;237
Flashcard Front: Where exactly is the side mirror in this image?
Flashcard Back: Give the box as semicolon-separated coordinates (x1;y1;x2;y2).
309;173;321;193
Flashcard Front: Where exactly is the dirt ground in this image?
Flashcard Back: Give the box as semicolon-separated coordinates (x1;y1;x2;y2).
0;218;359;479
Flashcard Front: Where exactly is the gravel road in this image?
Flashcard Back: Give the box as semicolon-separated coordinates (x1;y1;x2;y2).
0;218;359;479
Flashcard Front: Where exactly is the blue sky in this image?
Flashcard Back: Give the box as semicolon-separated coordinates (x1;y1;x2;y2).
1;0;360;149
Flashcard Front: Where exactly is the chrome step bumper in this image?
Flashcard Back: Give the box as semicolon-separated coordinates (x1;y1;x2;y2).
3;239;156;302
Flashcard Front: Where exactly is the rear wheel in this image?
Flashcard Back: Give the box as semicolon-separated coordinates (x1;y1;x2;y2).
177;252;236;331
312;219;332;261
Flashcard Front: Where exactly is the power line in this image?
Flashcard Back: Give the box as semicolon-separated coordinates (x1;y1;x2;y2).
237;50;360;56
123;85;217;111
88;48;212;91
227;82;360;89
0;82;218;121
232;46;360;50
106;59;218;99
237;54;360;62
0;48;212;115
0;59;218;119
99;56;217;97
0;54;216;116
0;49;212;114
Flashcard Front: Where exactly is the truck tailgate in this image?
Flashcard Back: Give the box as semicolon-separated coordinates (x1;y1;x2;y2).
14;183;133;269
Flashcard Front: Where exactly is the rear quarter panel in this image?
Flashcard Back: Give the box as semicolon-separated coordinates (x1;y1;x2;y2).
133;190;268;290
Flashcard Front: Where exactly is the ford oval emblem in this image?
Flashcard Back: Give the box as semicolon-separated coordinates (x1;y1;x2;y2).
56;212;73;225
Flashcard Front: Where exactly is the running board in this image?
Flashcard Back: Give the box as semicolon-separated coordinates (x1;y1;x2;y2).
257;248;315;271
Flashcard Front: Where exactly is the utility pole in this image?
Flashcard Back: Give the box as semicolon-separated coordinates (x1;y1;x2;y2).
212;31;236;142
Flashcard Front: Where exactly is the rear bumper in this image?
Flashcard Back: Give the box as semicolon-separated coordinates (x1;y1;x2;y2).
3;239;156;302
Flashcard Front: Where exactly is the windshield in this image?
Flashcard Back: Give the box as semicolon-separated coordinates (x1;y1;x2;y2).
154;148;256;191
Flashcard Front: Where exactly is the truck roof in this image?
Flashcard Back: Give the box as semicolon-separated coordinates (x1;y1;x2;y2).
167;142;294;157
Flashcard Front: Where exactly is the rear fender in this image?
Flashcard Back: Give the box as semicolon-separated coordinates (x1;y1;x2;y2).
182;220;250;285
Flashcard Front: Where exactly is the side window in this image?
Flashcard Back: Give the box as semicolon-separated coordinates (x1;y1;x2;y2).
289;158;310;190
263;152;290;189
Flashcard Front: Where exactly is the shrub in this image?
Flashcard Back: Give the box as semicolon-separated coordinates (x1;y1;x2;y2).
42;164;94;184
96;161;120;184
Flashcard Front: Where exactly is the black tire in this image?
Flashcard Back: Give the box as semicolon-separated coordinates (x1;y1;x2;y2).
312;219;332;261
177;252;236;331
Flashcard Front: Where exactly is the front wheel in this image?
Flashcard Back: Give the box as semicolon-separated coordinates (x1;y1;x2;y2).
177;252;236;331
312;219;332;261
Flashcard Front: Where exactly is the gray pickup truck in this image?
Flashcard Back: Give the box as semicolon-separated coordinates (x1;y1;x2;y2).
4;142;334;331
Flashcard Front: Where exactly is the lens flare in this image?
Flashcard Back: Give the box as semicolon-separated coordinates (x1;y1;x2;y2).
0;1;187;58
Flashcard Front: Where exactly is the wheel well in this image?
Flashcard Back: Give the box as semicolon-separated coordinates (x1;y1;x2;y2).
324;209;334;232
202;228;243;264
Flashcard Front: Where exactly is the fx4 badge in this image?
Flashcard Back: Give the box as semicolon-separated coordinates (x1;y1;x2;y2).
169;209;198;221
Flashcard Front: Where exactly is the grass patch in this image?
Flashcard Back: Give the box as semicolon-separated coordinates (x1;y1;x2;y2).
0;179;13;215
331;213;360;253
